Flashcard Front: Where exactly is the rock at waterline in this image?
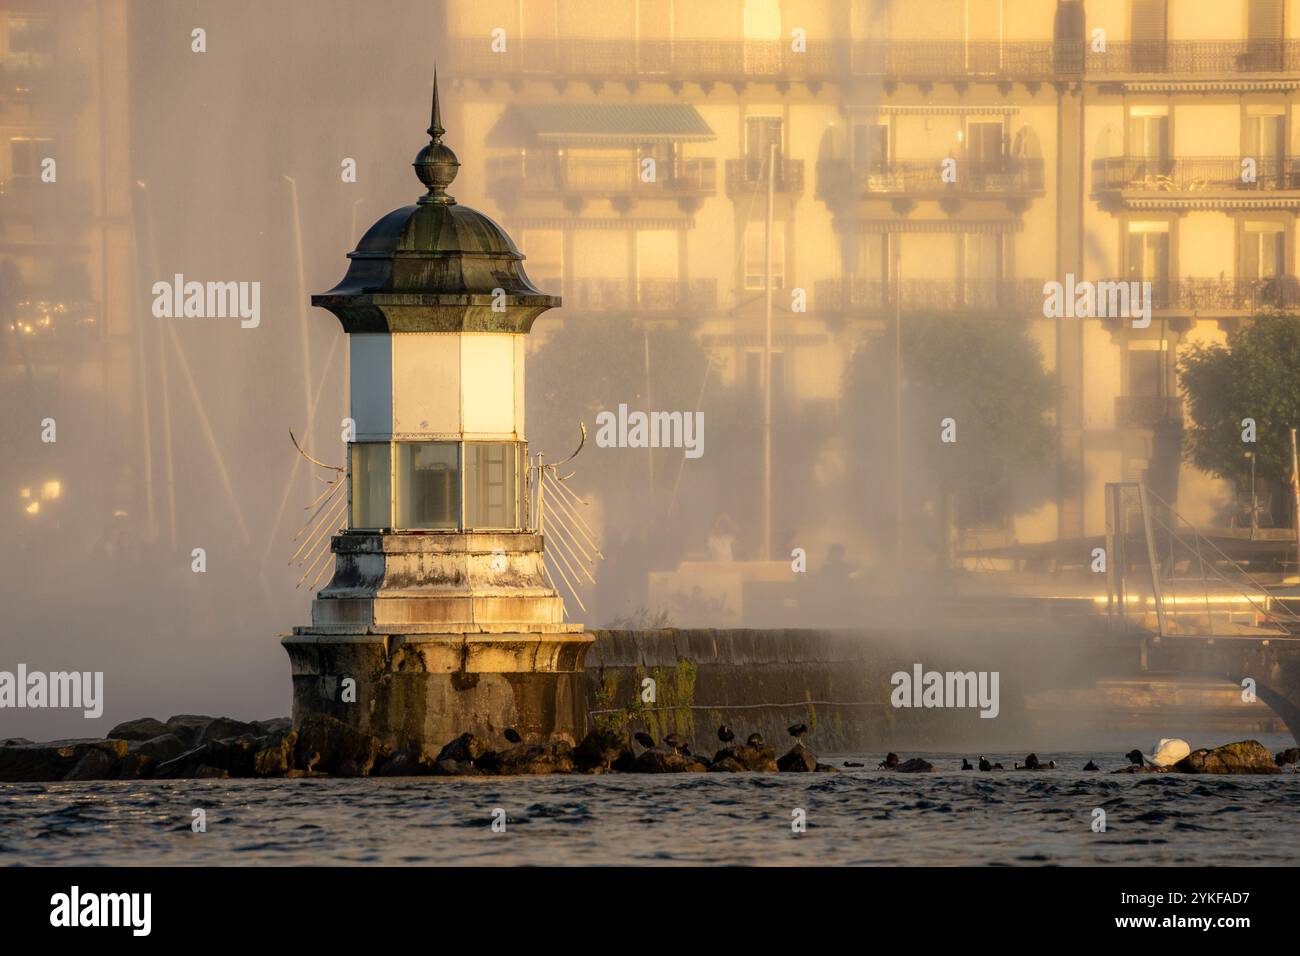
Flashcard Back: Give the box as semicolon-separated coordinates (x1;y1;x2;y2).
477;741;575;775
573;727;635;772
199;716;263;744
893;757;936;773
434;732;494;766
630;748;709;773
0;738;128;783
709;743;779;772
1175;740;1281;775
777;744;818;772
107;717;170;742
130;732;186;764
163;715;218;749
295;713;388;777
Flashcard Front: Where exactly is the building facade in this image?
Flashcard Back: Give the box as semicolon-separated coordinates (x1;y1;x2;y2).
0;0;133;554
436;0;1297;567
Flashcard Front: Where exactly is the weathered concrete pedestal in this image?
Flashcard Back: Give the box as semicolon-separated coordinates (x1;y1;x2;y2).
283;532;592;751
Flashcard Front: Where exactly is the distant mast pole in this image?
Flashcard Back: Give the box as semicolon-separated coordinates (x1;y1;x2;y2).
762;141;775;561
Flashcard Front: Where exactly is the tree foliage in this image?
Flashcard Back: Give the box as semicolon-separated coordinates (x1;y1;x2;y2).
1180;314;1300;489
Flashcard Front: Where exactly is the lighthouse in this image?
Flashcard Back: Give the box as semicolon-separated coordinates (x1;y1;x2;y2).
281;78;592;750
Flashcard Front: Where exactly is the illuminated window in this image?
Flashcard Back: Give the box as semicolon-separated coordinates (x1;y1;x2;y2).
465;442;518;529
396;442;459;530
744;222;785;290
350;443;391;530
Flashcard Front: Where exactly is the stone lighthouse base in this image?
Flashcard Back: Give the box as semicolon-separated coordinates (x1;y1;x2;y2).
282;531;593;752
281;632;592;752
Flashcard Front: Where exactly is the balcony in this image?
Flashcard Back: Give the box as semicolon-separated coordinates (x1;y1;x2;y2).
486;154;715;208
1085;40;1300;76
445;38;1078;83
1115;396;1183;429
1092;156;1300;202
815;278;1047;315
821;158;1045;202
725;157;804;199
1139;277;1300;313
532;277;717;313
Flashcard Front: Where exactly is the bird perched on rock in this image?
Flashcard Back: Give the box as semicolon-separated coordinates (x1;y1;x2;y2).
1083;760;1100;771
1275;748;1300;771
503;728;522;744
1147;738;1191;768
717;724;735;746
978;755;992;771
746;732;765;749
961;758;974;770
787;723;808;744
664;733;687;753
634;731;655;750
1015;753;1040;770
1125;749;1145;767
1044;760;1056;769
877;752;899;769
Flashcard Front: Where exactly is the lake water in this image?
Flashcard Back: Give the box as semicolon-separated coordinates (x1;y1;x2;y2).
5;738;1299;866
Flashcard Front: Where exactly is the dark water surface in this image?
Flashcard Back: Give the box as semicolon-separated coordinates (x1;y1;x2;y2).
5;748;1300;865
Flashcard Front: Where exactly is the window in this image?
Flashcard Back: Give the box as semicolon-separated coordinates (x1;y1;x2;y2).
396;442;458;530
465;442;518;529
1129;0;1167;70
1126;222;1170;288
963;232;1002;307
1242;223;1285;279
350;443;391;530
6;15;54;55
1127;109;1168;163
1247;0;1284;71
965;121;1004;170
520;228;562;296
350;440;524;531
1245;113;1284;186
9;137;53;187
853;123;889;173
1127;348;1164;397
744;221;785;290
745;116;783;164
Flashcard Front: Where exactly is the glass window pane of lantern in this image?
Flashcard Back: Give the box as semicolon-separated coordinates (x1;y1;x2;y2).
464;442;517;529
350;442;391;529
396;442;460;530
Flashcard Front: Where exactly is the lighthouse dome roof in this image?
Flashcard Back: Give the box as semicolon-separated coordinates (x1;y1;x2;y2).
311;75;558;334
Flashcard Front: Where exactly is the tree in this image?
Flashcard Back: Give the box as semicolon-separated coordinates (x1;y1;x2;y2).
843;314;1055;559
1179;314;1300;524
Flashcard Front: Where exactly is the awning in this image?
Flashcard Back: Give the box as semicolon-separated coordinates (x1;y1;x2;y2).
487;103;715;147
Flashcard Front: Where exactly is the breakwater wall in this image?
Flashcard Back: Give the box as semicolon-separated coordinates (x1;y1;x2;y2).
580;626;1073;753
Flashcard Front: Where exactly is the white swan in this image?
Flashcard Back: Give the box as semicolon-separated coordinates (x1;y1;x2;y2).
1148;738;1191;768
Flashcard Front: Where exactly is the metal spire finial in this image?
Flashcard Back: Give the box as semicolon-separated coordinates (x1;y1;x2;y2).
413;67;459;205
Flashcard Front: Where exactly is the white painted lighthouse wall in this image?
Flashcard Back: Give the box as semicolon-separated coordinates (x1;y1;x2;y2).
352;333;524;439
392;333;461;436
350;334;393;440
460;334;519;437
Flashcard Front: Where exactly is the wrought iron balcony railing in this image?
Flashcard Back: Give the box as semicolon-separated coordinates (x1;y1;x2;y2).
532;277;717;312
821;158;1045;200
1093;156;1300;194
448;36;1300;81
725;157;804;198
1085;40;1300;75
445;38;1080;81
1115;395;1183;429
1134;276;1300;312
486;154;716;200
815;278;1047;314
